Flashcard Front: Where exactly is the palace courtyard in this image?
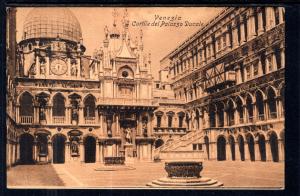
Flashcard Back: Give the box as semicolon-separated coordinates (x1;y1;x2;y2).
7;161;284;189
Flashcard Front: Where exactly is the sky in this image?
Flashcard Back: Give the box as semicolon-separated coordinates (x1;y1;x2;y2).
16;7;224;79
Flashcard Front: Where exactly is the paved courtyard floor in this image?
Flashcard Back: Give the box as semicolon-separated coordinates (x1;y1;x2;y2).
7;161;284;189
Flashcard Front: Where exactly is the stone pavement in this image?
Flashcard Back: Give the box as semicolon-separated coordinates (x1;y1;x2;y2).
7;161;284;189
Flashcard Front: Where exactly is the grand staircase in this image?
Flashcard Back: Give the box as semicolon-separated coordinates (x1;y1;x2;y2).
154;130;204;161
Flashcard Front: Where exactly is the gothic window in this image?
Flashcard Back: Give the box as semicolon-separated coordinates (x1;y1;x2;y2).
267;88;277;119
20;92;34;116
253;62;259;76
156;116;162;127
168;115;172;127
256;91;265;120
246;66;251;80
84;95;95;118
53;93;65;116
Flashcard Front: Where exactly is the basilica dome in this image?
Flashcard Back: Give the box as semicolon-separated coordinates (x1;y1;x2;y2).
22;8;82;43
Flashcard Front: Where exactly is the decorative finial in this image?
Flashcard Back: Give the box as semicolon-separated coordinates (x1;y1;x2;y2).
139;29;143;39
104;25;109;39
112;8;118;25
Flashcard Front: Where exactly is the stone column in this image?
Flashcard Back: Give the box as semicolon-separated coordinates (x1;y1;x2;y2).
253;103;257;122
280;48;285;68
244;142;250;161
278;7;284;24
257;8;264;35
80;142;84;162
36;56;40;77
255;141;260;161
226;30;231;50
45;56;50;76
265;55;270;74
266;140;272;161
77;58;81;78
65;142;70;163
34;142;38;162
223;110;228;126
67;58;71;76
99;144;104;163
48;142;52;163
79;104;84;125
240;20;246;44
116;114;119;136
258;59;263;76
16;105;20;123
265;7;275;31
235;142;241;161
272;53;278;71
100;113;104;136
226;143;231;160
278;139;284;162
247;9;257;40
232;23;239;49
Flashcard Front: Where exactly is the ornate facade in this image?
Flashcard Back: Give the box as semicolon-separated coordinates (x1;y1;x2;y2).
160;7;285;162
7;8;157;167
6;7;285;168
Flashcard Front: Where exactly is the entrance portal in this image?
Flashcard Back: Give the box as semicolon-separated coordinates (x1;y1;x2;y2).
247;134;255;161
20;133;34;164
52;134;65;164
238;135;245;161
84;136;96;163
270;132;279;162
217;136;226;161
228;136;235;161
258;135;266;161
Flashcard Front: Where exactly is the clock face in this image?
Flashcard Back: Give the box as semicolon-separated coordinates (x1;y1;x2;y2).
50;59;67;75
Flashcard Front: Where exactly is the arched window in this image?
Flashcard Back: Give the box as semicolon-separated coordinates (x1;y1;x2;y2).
255;91;265;121
167;115;172;127
20;92;34;116
246;95;254;122
267;88;277;119
84;95;96;118
178;112;185;128
236;97;244;124
209;105;216;127
227;100;235;126
217;103;224;127
53;93;65;116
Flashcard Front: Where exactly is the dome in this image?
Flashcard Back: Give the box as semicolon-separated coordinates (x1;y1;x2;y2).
22;8;82;43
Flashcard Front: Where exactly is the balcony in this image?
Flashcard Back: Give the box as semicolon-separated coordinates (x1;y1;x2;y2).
53;116;65;124
258;114;265;121
98;98;155;107
270;112;277;119
154;127;187;134
84;117;96;124
248;116;254;123
20;116;33;124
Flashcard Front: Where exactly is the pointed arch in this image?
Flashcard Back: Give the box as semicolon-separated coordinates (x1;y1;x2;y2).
255;89;265;121
266;87;277;119
19;91;34;118
246;133;255;161
52;93;66;117
84;94;96;118
227;98;235;126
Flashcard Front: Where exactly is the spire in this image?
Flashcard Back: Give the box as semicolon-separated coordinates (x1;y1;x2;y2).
122;8;129;40
112;8;118;26
139;29;143;51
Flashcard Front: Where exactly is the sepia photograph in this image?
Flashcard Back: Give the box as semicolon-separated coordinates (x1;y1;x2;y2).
6;6;285;189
